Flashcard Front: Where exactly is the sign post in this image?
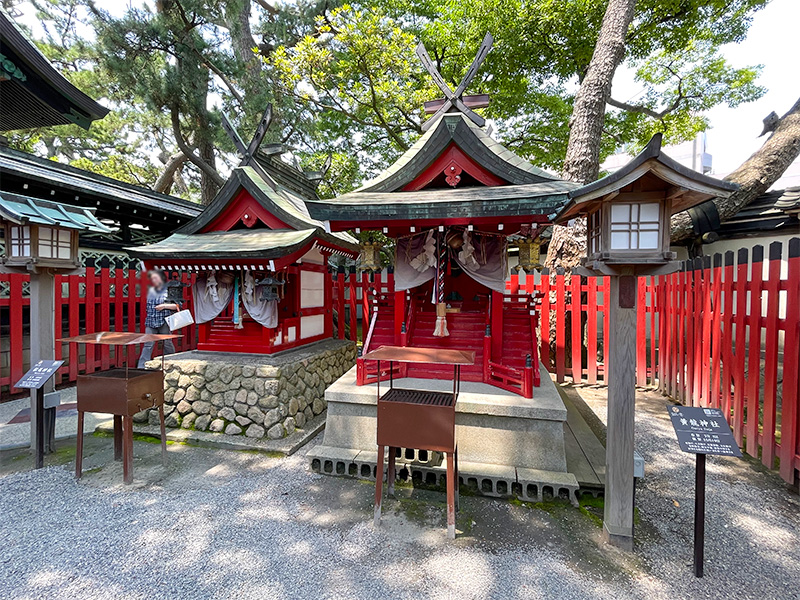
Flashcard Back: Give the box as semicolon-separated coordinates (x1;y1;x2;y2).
667;404;742;578
16;360;64;468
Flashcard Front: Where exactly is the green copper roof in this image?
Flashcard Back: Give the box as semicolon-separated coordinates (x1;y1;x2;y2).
126;229;317;260
0;191;111;232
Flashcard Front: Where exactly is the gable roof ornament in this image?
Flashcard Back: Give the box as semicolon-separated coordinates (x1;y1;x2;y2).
417;32;493;131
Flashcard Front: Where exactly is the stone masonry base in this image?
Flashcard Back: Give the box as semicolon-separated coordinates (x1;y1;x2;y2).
141;339;357;440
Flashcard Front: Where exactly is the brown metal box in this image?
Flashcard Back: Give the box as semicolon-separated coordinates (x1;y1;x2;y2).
376;389;456;452
76;368;164;416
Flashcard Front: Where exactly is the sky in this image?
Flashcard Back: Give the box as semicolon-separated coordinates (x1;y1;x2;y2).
611;0;799;178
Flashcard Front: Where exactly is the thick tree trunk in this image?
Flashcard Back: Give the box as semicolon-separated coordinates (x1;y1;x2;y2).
547;0;636;274
561;0;636;184
153;151;187;195
671;96;800;242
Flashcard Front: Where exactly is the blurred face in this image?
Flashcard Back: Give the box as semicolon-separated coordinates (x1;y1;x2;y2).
149;271;165;288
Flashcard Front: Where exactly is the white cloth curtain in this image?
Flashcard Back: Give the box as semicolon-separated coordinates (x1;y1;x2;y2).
394;232;436;292
192;274;234;324
452;232;508;293
242;287;278;328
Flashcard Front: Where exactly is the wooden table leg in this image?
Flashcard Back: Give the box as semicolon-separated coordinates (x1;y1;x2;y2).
446;451;456;539
113;415;123;461
123;416;134;484
374;444;385;526
75;411;84;479
159;404;167;466
387;446;396;497
454;447;460;513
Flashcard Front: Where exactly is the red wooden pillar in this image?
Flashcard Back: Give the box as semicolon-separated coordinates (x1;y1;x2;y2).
586;277;598;385
720;252;735;418
779;238;800;483
491;290;503;365
539;274;551;371
732;248;749;445
336;266;346;339
555;270;566;383
745;246;764;457
99;265;111;370
570;273;582;383
761;242;783;468
636;277;647;387
9;273;24;392
85;266;97;374
114;264;124;366
348;267;358;343
710;254;724;408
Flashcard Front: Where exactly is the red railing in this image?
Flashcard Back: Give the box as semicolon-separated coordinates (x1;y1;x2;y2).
0;265;196;396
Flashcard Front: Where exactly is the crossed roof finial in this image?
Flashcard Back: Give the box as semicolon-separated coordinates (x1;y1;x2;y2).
417;32;493;132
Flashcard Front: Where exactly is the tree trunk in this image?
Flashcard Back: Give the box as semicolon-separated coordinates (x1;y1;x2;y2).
561;0;636;185
547;0;636;274
153;151;187;195
671;96;800;242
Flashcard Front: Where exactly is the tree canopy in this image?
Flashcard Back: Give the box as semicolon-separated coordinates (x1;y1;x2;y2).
6;0;770;203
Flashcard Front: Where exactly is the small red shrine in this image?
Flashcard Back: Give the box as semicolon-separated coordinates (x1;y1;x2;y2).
128;110;359;354
307;41;578;398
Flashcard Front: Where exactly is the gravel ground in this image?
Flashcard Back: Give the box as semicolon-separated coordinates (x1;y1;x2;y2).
1;386;799;600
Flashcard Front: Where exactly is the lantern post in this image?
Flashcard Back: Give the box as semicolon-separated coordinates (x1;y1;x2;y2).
0;195;110;464
553;134;738;549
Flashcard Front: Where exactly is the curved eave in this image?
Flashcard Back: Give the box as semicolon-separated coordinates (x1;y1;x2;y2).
355;114;562;193
0;9;108;130
555;134;738;224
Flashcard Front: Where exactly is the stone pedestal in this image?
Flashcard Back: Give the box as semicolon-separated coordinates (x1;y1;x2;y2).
144;339;356;440
309;364;579;502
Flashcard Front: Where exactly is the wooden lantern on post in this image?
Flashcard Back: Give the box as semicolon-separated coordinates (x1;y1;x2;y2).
554;134;738;551
0;193;110;462
360;240;383;272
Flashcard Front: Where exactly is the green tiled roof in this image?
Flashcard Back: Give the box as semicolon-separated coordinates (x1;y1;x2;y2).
0;191;111;232
126;229;317;260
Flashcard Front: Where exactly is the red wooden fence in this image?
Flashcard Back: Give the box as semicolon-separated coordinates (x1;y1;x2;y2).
0;264;196;396
3;241;797;484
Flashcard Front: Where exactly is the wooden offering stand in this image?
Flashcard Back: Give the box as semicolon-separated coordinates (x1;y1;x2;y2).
361;345;475;539
59;332;181;484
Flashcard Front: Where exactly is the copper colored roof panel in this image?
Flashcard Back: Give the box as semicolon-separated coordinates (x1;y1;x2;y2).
361;345;476;365
59;332;181;345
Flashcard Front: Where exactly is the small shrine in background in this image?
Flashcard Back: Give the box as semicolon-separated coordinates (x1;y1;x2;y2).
125;107;359;441
128;107;359;354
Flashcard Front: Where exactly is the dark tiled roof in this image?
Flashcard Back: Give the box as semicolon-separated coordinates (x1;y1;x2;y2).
0;8;108;130
0;144;201;221
307;180;577;223
354;113;561;193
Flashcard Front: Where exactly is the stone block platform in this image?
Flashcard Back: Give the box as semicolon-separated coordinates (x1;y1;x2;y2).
308;363;580;503
142;339;356;440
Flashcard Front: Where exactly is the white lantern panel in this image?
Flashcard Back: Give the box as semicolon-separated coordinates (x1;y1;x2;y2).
639;231;660;249
611;231;631;250
9;226;31;257
611;204;630;222
639;203;660;222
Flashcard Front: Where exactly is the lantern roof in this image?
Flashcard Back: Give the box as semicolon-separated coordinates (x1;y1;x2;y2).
0;8;109;131
555;134;738;224
0;191;111;232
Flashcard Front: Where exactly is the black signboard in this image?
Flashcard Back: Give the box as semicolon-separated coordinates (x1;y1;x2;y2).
667;404;742;457
15;360;64;390
667;404;742;578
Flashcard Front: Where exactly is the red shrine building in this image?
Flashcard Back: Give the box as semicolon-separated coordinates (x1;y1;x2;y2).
128;124;359;354
307;111;578;397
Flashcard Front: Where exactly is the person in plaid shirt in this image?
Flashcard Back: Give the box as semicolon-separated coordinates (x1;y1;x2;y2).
138;269;181;368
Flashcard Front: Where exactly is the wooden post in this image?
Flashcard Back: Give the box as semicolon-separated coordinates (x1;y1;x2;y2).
29;269;56;455
604;273;637;550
